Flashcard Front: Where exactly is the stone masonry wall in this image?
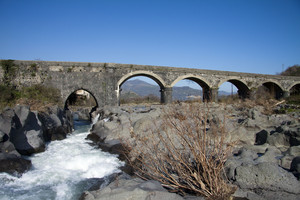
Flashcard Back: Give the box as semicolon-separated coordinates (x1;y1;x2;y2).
1;60;299;107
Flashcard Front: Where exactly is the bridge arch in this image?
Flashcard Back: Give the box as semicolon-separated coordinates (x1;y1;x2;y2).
261;81;284;99
117;71;166;104
64;88;98;110
170;74;211;101
218;79;250;98
287;82;300;91
288;82;300;96
117;70;166;89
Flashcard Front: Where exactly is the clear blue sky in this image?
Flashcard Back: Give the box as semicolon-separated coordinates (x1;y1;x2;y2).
1;0;299;77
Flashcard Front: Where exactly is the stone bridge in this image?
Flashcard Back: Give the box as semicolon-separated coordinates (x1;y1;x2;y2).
2;60;300;108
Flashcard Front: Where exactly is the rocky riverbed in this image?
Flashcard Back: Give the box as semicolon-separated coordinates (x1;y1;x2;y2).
1;103;299;200
0;105;73;176
82;102;300;200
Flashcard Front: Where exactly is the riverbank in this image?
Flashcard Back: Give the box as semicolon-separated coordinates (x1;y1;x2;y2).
83;102;300;200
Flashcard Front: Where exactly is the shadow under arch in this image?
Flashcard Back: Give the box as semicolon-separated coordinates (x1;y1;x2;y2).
288;83;300;96
64;88;99;120
171;75;211;101
261;81;284;99
117;71;166;105
218;79;250;99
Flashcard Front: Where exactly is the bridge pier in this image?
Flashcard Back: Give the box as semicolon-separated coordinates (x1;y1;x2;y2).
237;89;250;99
161;87;173;104
283;90;290;98
210;88;219;102
203;88;211;102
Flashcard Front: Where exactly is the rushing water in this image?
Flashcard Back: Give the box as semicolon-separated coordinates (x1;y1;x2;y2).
0;118;123;200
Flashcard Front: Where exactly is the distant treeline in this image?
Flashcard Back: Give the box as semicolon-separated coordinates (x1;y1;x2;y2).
280;64;300;76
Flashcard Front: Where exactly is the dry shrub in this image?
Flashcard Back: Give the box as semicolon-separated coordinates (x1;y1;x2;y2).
120;94;160;105
15;98;57;112
123;103;236;199
218;94;240;104
239;86;279;114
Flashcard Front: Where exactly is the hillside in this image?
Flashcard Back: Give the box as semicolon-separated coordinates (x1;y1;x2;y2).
120;79;231;101
280;64;300;76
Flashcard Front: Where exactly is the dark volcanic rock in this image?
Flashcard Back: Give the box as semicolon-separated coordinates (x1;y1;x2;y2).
255;130;268;145
235;162;300;193
9;110;45;155
0;108;15;135
38;106;73;142
0;153;31;175
0;105;73;156
234;162;300;200
81;174;184;200
290;156;300;179
86;104;300;200
0;140;20;156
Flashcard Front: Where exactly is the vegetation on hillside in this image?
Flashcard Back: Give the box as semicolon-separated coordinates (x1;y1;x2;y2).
120;91;160;105
0;60;61;110
0;84;61;111
280;64;300;76
1;59;19;86
279;65;300;104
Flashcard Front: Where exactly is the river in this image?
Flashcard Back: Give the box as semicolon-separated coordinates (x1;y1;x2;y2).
0;118;123;200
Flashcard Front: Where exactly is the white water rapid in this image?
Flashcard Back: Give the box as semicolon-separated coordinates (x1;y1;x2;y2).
0;118;123;200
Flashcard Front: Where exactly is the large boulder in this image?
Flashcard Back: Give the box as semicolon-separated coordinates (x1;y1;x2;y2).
0;153;31;175
0;106;46;155
0;130;8;143
267;132;289;148
226;146;300;200
255;130;268;145
280;146;300;169
254;146;282;164
88;105;162;147
233;162;300;200
290;156;300;179
0;107;15;135
38;106;73;141
225;148;258;181
0;105;74;177
0;105;73;156
73;107;91;121
81;176;184;200
9;108;45;155
0;140;19;156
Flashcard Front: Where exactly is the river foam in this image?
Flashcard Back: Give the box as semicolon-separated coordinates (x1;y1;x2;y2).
0;120;123;200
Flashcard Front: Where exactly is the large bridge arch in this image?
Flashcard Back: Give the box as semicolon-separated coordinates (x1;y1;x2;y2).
64;88;99;110
117;70;166;89
288;82;300;96
116;70;167;104
261;81;284;99
287;82;300;91
218;79;250;98
170;74;212;101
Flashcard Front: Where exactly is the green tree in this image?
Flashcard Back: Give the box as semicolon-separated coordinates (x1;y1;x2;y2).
1;59;19;86
280;64;300;76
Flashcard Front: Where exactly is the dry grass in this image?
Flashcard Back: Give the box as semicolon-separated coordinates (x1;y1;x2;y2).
239;86;279;115
15;98;58;112
218;87;279;115
120;94;160;105
122;103;236;199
